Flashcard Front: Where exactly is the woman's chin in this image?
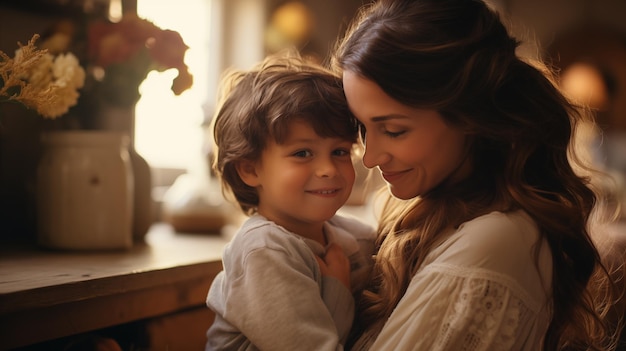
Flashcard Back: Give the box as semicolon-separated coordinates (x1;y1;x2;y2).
388;184;420;200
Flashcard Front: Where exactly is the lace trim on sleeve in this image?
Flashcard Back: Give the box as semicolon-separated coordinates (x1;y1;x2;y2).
431;264;538;351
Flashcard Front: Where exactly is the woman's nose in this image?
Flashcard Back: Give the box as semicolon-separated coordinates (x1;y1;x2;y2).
362;142;389;169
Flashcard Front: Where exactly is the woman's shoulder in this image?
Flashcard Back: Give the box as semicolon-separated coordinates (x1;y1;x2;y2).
458;210;540;247
431;210;551;282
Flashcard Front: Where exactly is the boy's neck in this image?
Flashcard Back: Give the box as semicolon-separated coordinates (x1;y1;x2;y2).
263;215;327;246
289;223;326;246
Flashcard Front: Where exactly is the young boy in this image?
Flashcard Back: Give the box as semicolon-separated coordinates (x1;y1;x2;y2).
205;51;376;351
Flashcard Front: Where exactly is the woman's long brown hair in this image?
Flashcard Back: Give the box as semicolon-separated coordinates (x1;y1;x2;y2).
332;0;620;349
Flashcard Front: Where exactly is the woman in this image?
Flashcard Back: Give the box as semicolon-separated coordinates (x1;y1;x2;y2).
330;0;619;349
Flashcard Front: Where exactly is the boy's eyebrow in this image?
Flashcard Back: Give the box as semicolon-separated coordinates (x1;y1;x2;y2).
288;138;318;143
283;136;353;144
280;137;318;144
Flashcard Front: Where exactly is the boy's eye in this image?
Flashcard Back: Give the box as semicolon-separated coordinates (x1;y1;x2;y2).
292;150;312;158
333;148;351;157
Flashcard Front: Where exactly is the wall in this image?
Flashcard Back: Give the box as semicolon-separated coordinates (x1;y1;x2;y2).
498;0;626;132
2;0;625;244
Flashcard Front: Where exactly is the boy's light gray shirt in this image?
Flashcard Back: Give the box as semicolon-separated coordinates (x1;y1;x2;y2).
206;214;376;351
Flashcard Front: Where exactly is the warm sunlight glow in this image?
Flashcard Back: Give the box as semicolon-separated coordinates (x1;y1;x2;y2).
136;0;210;170
108;0;123;22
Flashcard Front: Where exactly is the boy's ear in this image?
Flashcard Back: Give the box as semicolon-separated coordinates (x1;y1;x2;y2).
235;160;260;187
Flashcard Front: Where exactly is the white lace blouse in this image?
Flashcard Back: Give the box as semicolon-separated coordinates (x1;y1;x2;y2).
355;210;553;351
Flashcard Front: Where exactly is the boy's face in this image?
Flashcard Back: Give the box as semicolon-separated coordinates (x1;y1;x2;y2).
246;119;355;235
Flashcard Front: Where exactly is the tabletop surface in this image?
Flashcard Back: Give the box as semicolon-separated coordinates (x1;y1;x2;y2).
0;223;230;314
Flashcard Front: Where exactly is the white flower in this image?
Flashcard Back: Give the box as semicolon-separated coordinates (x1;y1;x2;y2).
52;52;85;89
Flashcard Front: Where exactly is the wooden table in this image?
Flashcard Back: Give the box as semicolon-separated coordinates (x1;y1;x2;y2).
0;223;229;350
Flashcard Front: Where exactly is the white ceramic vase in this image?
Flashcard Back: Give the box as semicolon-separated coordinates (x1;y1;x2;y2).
36;131;133;250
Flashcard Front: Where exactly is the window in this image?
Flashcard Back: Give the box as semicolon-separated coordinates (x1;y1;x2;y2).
135;0;211;172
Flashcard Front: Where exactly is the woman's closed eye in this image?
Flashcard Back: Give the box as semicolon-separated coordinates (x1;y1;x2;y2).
384;129;406;138
360;123;407;140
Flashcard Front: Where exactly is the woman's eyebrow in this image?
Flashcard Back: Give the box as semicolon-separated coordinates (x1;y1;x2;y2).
370;114;410;122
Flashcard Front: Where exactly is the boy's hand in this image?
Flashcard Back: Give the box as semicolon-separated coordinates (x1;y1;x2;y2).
316;243;351;291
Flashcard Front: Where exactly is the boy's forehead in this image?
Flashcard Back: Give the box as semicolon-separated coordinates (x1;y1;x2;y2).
271;118;349;144
273;118;319;141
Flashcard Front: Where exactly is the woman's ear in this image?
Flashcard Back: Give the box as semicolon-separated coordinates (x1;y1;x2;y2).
235;160;261;187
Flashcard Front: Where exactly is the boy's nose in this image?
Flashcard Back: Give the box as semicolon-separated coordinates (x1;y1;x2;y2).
316;158;338;178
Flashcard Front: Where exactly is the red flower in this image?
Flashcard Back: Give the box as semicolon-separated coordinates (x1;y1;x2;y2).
148;29;188;69
86;13;192;104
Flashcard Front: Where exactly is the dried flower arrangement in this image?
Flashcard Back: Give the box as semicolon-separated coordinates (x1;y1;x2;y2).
0;34;85;119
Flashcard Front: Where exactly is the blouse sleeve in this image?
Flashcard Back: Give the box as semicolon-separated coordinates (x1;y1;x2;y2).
220;245;352;351
368;264;543;351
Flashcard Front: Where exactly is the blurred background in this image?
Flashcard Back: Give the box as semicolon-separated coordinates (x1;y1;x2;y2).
1;0;625;242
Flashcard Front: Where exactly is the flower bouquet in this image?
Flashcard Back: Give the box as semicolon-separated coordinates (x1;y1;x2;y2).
77;13;194;240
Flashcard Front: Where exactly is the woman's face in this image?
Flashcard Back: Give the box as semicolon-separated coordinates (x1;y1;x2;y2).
342;71;472;199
